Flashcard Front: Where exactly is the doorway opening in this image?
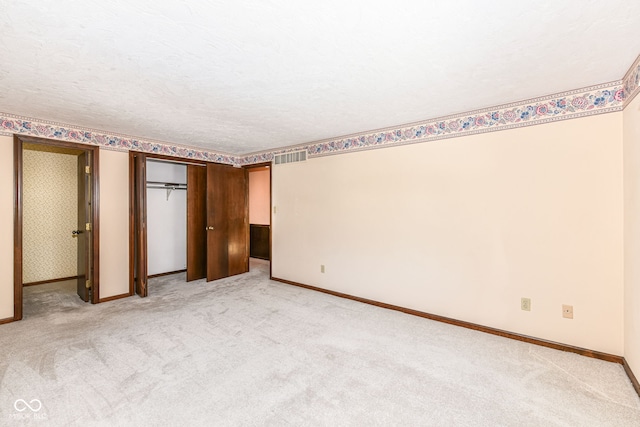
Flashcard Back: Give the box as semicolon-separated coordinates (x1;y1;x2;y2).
14;135;100;321
246;163;272;275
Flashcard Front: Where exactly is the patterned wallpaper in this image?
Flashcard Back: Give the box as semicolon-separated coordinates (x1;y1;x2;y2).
23;150;78;283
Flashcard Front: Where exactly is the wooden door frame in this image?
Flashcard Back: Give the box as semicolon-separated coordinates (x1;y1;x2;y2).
133;153;148;296
128;151;208;295
13;135;100;321
244;162;273;279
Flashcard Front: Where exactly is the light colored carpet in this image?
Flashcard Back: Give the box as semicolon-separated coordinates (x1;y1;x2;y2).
1;259;639;426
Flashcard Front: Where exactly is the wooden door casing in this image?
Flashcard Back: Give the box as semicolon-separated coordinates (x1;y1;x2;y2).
13;135;100;322
134;153;148;297
76;152;89;302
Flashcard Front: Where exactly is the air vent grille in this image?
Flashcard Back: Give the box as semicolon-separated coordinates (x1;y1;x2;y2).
273;150;307;165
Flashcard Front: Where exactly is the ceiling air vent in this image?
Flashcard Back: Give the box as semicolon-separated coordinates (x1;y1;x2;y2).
273;150;307;165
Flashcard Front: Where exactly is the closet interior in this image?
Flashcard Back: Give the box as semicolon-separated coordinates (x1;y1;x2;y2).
146;159;188;277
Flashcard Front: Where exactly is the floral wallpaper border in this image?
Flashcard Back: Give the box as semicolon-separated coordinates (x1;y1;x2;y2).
2;54;639;166
0;114;237;165
239;80;625;165
623;54;640;106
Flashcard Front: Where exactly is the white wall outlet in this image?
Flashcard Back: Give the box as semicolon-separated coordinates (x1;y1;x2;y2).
521;298;531;311
320;265;325;273
562;304;573;319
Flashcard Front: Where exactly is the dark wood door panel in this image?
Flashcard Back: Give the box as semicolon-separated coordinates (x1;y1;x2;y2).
227;167;248;276
250;224;270;260
187;165;206;281
206;163;228;281
206;163;248;281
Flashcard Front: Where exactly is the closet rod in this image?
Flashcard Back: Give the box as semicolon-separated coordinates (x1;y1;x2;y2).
146;186;187;190
146;182;187;200
146;181;187;188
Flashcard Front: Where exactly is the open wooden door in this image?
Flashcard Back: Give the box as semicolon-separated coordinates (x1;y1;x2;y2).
186;164;207;281
76;152;91;302
206;163;248;281
133;153;148;296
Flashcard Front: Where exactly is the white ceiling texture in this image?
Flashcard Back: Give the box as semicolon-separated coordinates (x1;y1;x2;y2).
1;1;639;155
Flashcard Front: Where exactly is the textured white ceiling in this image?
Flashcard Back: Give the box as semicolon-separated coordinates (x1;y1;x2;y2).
1;1;639;155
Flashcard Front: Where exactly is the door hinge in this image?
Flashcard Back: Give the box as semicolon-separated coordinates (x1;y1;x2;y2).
85;223;92;231
86;279;91;289
85;165;91;174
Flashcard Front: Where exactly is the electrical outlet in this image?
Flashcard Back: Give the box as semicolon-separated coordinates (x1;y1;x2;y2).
273;206;277;214
320;265;325;273
562;304;573;319
521;298;531;311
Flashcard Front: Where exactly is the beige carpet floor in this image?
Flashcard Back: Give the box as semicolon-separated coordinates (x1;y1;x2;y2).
1;259;639;426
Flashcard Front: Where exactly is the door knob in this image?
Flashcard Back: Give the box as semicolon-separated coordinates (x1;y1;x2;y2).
206;226;215;231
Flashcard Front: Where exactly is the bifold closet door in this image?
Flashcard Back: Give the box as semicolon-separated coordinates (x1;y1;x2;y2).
206;163;249;281
187;165;206;281
132;159;247;288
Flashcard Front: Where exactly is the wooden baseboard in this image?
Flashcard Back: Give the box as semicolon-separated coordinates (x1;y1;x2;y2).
271;277;623;364
23;276;79;287
623;358;640;398
148;269;186;279
98;292;132;303
0;316;15;325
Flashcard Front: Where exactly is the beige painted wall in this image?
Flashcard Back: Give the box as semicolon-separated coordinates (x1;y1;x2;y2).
249;169;270;225
0;135;14;319
624;93;640;375
23;150;78;283
98;149;130;299
273;113;624;355
0;109;632;362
